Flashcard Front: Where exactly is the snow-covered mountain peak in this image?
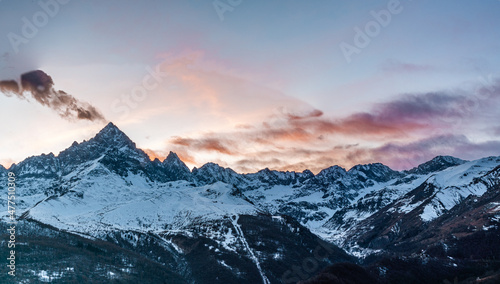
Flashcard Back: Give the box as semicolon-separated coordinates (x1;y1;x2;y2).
54;123;150;176
164;151;183;165
10;151;60;178
348;162;390;172
160;151;192;181
408;155;467;175
317;165;347;178
92;122;136;148
244;168;314;186
193;162;244;185
437;155;465;163
428;155;467;167
347;163;400;182
58;122;138;158
195;162;226;172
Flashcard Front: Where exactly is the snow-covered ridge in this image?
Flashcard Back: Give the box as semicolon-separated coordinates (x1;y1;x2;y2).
1;122;499;260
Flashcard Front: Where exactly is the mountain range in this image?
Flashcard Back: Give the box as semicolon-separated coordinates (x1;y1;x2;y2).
1;122;499;283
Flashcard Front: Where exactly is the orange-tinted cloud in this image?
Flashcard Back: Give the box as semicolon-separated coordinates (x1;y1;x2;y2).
171;137;235;155
175;151;197;166
0;80;20;94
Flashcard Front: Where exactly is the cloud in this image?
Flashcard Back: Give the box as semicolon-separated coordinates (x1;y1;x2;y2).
171;136;236;155
376;92;463;121
145;50;314;122
0;70;106;122
271;90;495;142
168;78;500;173
284;108;324;120
229;134;500;173
0;80;20;94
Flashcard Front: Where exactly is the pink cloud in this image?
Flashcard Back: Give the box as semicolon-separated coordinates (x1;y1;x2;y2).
152;67;500;173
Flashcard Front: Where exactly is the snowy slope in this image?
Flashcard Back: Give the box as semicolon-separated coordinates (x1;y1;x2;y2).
419;156;500;221
21;163;256;237
328;156;500;255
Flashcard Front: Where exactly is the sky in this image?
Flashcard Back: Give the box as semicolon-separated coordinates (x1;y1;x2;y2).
1;0;500;173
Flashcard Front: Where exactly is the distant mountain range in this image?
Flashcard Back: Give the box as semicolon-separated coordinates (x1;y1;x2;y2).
1;122;499;283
